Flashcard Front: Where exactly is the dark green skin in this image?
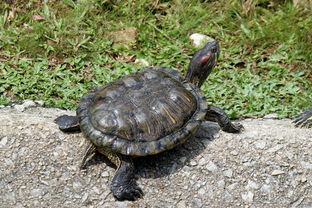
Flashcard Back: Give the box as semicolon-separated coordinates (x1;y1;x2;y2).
293;108;312;128
55;41;243;201
55;115;80;132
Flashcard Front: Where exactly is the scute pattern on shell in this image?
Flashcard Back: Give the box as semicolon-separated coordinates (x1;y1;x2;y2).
77;67;208;156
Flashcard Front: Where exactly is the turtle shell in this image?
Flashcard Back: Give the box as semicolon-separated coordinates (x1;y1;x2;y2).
77;67;207;156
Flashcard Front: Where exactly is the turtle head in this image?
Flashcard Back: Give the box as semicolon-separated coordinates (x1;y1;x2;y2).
186;40;220;88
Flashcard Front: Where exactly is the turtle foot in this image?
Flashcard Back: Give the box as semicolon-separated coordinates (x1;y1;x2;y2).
205;106;244;134
293;108;312;128
110;155;143;201
223;122;244;133
111;178;143;201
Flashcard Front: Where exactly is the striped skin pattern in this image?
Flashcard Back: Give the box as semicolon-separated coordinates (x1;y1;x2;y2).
293;107;312;128
77;67;208;156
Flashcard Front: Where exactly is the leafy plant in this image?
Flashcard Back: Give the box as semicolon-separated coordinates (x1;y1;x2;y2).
0;0;310;118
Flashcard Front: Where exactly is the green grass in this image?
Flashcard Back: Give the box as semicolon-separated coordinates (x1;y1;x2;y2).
0;0;311;118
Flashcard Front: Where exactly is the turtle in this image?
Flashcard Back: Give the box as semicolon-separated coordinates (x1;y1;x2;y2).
293;107;312;128
54;40;243;201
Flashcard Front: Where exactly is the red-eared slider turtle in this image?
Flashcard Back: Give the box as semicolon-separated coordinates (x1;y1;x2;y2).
55;41;243;201
293;108;312;128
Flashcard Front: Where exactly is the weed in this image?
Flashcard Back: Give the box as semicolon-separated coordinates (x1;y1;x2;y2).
0;0;311;118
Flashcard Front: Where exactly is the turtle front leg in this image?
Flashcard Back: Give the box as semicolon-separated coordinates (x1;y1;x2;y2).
205;106;243;133
110;154;143;201
97;148;143;201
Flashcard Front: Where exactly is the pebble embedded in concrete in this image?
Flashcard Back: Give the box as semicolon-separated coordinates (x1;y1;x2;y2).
206;161;218;172
241;191;254;202
271;170;285;176
223;169;233;178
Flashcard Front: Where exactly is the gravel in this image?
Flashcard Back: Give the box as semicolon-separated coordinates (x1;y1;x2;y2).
0;105;311;208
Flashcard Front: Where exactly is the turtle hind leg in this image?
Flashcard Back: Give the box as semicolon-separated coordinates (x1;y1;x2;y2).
293;107;312;128
54;115;80;132
80;141;97;169
99;150;143;201
205;106;243;133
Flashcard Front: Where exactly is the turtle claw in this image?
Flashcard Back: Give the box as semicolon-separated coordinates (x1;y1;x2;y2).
294;119;312;128
220;121;244;133
293;108;312;128
228;122;244;133
111;179;143;201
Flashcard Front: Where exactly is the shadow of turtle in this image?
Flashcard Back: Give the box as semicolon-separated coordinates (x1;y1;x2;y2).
135;121;220;179
82;121;220;179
